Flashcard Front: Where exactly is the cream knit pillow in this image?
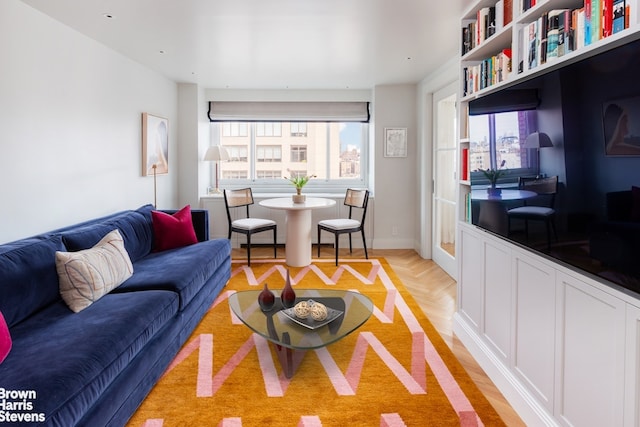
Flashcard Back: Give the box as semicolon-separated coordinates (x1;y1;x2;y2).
56;229;133;313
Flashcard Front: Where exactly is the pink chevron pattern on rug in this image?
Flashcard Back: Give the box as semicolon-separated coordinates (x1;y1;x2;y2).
128;259;505;427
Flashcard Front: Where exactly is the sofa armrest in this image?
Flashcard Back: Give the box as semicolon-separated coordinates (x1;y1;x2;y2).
160;209;209;242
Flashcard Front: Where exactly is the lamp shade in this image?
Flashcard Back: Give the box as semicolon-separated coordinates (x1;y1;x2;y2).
524;132;553;148
203;145;230;161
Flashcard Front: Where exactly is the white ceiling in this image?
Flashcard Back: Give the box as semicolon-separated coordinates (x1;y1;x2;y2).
20;0;465;90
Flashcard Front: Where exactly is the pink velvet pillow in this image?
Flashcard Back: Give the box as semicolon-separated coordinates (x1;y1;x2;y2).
151;205;198;252
0;311;11;364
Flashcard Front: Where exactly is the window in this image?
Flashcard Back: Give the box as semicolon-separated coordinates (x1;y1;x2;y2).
290;145;307;162
207;101;369;192
222;123;248;137
212;121;367;191
468;110;538;183
257;145;282;162
290;123;307;137
227;145;248;162
256;123;282;137
257;170;282;179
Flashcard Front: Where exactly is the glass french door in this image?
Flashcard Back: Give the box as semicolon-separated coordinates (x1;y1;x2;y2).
432;82;458;278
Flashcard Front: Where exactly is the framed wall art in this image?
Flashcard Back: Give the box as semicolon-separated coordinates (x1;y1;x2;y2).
384;127;407;158
142;112;169;176
602;97;640;156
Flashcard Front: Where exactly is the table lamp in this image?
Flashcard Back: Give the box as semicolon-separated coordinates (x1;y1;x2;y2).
203;145;230;193
524;132;553;178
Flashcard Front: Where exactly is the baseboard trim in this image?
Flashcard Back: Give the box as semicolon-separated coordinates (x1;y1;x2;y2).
452;313;560;427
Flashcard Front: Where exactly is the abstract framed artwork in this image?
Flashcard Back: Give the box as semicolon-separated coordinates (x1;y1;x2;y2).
602;97;640;156
383;127;407;158
142;113;169;176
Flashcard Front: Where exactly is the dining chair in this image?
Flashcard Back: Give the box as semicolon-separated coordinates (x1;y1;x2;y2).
223;188;277;266
317;189;369;265
507;176;558;251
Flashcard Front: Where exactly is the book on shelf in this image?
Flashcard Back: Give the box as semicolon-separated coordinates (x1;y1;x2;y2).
602;0;613;37
504;0;513;25
521;0;537;13
461;148;469;182
558;9;572;56
613;0;625;33
496;0;504;32
538;13;549;64
515;0;629;75
462;48;512;95
525;20;539;70
585;0;592;46
592;0;602;43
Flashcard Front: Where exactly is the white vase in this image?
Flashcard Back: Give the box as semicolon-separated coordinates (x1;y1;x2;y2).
292;194;306;203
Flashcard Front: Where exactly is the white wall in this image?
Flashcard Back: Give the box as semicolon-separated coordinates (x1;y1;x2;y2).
371;84;417;249
0;0;178;244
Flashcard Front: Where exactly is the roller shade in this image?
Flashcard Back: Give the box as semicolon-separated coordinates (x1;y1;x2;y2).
468;89;539;115
208;101;370;122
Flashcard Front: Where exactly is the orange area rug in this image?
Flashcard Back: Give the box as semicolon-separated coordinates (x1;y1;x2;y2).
127;259;505;426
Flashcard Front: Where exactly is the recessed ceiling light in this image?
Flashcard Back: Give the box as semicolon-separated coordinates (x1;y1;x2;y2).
102;13;115;19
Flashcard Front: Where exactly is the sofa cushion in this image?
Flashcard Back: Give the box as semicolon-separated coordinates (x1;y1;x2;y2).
0;311;10;364
56;229;134;313
0;290;179;426
151;205;198;252
116;238;231;310
0;235;66;328
61;208;153;263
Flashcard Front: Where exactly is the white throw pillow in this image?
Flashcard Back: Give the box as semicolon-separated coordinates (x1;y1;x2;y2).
56;229;133;313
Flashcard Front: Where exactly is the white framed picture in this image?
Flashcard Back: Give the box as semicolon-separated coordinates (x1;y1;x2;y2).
142;112;169;176
384;127;407;158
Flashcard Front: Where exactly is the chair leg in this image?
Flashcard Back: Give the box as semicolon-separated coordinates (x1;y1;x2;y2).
273;227;277;259
348;233;353;254
334;233;339;266
247;234;251;266
317;227;321;258
361;229;368;259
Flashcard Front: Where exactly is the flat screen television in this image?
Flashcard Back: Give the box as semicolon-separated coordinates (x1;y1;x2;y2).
469;35;640;295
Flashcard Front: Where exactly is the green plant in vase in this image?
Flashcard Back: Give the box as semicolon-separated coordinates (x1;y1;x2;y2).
285;172;316;203
481;160;507;195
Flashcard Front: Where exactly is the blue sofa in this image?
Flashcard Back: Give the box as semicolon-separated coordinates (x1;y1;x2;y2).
0;204;231;426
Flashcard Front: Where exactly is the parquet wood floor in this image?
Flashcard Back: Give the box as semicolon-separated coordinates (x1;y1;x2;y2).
232;246;526;426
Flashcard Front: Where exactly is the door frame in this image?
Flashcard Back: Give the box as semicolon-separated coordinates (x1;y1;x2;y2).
431;81;458;278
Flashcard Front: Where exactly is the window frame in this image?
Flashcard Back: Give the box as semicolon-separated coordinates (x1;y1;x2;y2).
468;110;539;187
210;121;369;193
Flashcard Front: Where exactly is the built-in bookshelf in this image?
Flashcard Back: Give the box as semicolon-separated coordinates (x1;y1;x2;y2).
457;0;640;229
455;2;640;425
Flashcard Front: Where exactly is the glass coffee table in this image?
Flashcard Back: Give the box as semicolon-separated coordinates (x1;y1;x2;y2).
228;289;373;378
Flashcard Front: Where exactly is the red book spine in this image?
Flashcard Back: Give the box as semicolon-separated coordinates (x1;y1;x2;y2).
504;0;513;25
603;0;613;36
461;148;470;181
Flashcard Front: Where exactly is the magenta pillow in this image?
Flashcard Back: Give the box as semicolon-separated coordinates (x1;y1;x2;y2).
0;311;11;364
151;205;198;252
632;186;640;222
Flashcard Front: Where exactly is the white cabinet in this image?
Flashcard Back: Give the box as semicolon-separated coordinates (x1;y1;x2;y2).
625;304;640;427
483;239;512;361
458;227;484;330
512;252;556;411
455;224;637;426
555;272;626;427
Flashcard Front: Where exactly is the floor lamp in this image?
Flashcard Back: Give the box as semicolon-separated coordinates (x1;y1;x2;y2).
204;145;230;193
524;132;553;178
